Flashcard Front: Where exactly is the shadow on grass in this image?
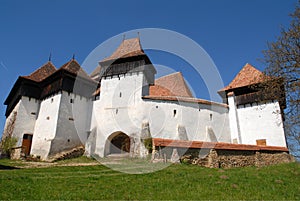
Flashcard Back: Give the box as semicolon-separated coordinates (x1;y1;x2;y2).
0;164;20;170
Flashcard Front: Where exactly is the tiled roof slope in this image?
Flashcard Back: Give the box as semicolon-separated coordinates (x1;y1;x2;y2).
102;38;145;62
149;85;174;96
22;61;57;82
150;72;193;97
219;63;267;91
59;59;95;81
143;96;228;108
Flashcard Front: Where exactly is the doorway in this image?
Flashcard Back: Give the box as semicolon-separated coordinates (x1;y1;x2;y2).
22;134;33;156
109;133;130;154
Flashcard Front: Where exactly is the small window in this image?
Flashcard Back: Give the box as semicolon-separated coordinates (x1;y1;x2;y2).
156;106;158;109
119;92;122;98
210;114;213;121
31;112;36;115
116;109;118;114
29;97;31;101
51;98;54;103
173;109;177;117
69;117;74;121
70;99;74;104
46;116;50;120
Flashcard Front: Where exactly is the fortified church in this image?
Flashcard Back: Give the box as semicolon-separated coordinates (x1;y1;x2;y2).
2;38;289;163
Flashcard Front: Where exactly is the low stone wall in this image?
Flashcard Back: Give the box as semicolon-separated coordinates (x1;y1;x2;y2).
47;146;85;162
153;146;294;168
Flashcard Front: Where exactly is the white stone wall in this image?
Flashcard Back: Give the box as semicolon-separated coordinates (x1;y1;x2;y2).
31;93;61;159
3;97;40;146
2;101;20;140
91;72;147;157
30;91;93;159
51;92;91;155
89;71;231;157
237;101;286;147
141;100;230;142
227;95;241;143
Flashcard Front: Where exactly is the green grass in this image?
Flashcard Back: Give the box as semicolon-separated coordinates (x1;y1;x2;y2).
0;159;299;200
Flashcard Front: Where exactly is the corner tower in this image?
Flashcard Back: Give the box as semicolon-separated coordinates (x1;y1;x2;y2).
218;63;287;147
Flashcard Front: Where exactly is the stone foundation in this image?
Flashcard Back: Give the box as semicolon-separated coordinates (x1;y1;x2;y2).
46;146;85;162
153;146;294;168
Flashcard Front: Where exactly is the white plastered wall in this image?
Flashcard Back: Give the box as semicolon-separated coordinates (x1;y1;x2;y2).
3;96;40;146
89;72;231;157
237;101;286;147
30;93;61;159
91;72;148;157
50;91;92;155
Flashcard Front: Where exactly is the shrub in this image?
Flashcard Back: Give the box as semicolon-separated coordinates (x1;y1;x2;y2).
0;136;18;158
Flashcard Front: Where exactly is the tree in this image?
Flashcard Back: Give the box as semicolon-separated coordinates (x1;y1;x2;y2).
0;111;18;158
262;1;300;159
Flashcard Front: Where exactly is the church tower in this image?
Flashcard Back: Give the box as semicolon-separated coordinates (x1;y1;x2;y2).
89;38;156;157
98;37;156;106
218;63;286;147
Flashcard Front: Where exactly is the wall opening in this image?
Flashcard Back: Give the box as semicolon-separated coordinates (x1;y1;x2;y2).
22;134;33;156
108;132;130;155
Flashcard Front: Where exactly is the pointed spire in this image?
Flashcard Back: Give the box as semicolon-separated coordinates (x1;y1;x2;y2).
101;37;145;62
48;52;52;62
219;63;267;91
72;53;75;60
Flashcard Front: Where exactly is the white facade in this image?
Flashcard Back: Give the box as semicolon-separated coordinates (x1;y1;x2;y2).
237;101;286;147
2;58;288;160
28;92;92;160
3;96;39;146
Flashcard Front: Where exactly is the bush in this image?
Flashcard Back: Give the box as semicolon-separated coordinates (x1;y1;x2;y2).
0;137;18;158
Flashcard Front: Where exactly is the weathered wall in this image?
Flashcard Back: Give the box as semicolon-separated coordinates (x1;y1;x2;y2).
91;72;147;157
90;71;231;158
50;91;91;156
3;96;39;146
171;148;294;168
31;93;61;159
141;99;230;142
237;101;286;147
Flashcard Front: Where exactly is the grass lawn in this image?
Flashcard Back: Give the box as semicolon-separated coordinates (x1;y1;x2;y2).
0;158;299;200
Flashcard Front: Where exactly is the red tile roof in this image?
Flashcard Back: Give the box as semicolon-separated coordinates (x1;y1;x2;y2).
22;61;57;82
150;72;193;97
153;138;288;151
149;85;174;96
219;63;268;92
59;59;94;81
143;96;228;108
101;38;145;62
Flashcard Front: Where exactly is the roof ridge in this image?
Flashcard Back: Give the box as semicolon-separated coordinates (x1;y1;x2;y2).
58;59;95;82
219;63;266;92
101;37;145;62
151;71;193;98
22;61;57;82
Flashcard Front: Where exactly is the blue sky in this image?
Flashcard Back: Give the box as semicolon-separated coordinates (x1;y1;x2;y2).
0;0;298;135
